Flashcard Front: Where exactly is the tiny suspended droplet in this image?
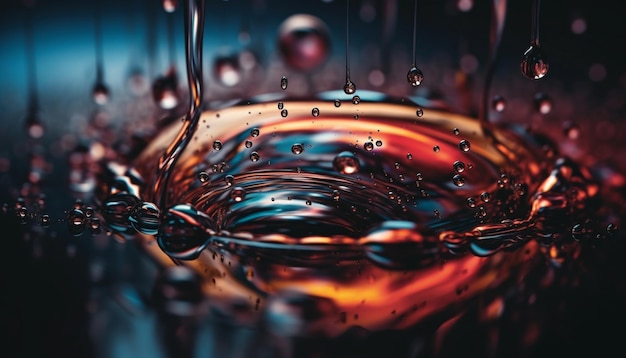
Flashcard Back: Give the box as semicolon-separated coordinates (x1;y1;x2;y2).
452;174;466;187
520;43;549;80
534;92;552;114
198;171;210;183
375;140;383;147
343;80;356;95
562;120;580;140
278;102;284;110
352;95;361;104
213;140;223;151
92;82;110;105
334;99;341;107
492;95;507;112
245;140;253;148
67;208;86;236
453;128;460;136
333;151;360;174
280;76;288;90
459;139;471;152
250;151;260;162
433;146;440;153
407;66;424;87
291;143;304;154
312;107;320;117
453;161;466;173
364;142;374;151
416;107;424;117
251;128;260;137
281;109;288;117
480;192;491;203
231;187;247;202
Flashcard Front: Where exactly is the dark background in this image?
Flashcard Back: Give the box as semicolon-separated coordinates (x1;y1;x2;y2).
1;1;625;357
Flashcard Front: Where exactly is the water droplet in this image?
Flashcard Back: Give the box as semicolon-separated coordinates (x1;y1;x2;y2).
466;197;477;208
41;214;50;227
433;146;440;153
334;99;341;107
198;171;210;183
291;143;304;154
225;175;234;187
281;109;289;117
92;82;110;105
416;107;424;117
407;66;424;86
480;192;491;203
375;140;383;147
492;95;507;112
407;153;413;160
67;208;86;236
214;54;242;87
277;14;331;71
103;192;141;234
534;93;552;114
452;174;466;187
250;151;260;162
251;128;260;137
562;121;580;140
280;76;288;90
459;139;471;152
213;140;223;151
129;202;160;235
157;204;216;260
333;151;360;174
231;187;247;202
453;128;460;136
245;140;253;148
353;114;359;119
364;142;374;151
277;102;284;110
352;95;361;104
162;0;177;13
453;161;466;173
332;190;341;201
343;80;356;95
520;43;549;80
312;107;320;117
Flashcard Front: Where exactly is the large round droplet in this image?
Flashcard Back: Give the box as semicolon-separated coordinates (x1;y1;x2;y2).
157;204;216;260
333;151;360;174
277;14;331;71
407;66;424;87
129;201;160;235
520;43;549;80
103;192;141;234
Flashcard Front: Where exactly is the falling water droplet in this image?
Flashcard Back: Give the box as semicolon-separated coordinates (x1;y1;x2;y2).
364;142;374;151
453;128;460;136
352;95;361;104
334;99;341;108
416;107;424;117
251;128;260;137
281;109;289;117
433;146;440;153
520;43;549;80
333;151;360;174
92;82;110;105
480;192;491;203
453;161;466;173
312;107;320;117
250;151;260;162
277;14;331;71
343;80;356;95
245;140;253;148
67;208;86;236
407;67;424;87
278;102;284;110
213;140;223;151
